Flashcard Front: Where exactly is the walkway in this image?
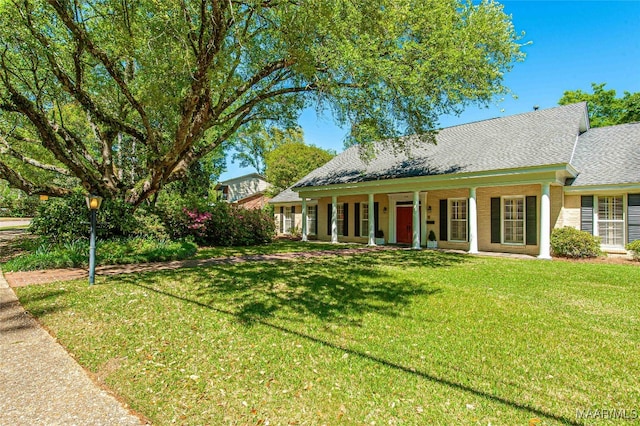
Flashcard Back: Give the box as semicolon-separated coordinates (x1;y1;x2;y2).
0;268;145;425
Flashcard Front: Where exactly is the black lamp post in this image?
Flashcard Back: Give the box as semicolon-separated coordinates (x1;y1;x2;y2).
86;195;103;285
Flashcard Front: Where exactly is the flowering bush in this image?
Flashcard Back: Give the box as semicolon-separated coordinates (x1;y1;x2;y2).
184;208;212;238
181;202;274;246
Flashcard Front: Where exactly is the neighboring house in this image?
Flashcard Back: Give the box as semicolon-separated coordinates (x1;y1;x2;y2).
215;173;271;209
270;102;640;257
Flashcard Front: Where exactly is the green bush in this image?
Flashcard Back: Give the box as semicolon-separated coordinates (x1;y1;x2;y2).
132;211;170;240
29;192;139;243
2;237;197;272
626;240;640;261
550;227;602;258
0;182;39;217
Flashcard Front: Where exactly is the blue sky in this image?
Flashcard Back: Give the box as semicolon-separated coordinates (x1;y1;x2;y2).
220;0;640;181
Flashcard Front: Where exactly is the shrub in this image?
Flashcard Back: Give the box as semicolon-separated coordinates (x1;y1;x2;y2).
550;227;602;258
183;202;275;246
2;237;197;272
132;211;170;240
29;192;139;243
0;182;39;217
626;240;640;261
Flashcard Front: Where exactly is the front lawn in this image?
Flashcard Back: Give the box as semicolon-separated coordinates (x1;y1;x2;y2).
15;251;639;425
1;236;360;271
193;239;361;259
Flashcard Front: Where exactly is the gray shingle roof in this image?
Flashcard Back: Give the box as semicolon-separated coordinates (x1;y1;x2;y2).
570;122;640;187
269;187;302;203
294;103;588;188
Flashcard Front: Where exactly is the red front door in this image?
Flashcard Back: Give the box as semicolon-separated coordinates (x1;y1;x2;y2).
396;207;413;244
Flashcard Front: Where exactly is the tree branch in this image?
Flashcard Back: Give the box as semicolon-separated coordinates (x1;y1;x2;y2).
46;0;153;147
0;160;71;197
0;134;71;176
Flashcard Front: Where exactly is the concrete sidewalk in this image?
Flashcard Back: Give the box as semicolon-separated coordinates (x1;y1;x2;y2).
0;269;144;425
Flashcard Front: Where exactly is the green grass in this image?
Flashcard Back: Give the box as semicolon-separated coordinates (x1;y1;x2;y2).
15;251;640;425
193;240;361;259
2;237;359;271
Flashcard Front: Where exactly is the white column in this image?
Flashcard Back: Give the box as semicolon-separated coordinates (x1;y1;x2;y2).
388;197;396;243
412;191;420;249
331;195;338;243
420;192;428;246
468;187;479;254
368;193;376;246
301;198;308;242
539;183;551;259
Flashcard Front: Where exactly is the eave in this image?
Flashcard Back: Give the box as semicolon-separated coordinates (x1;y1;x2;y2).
295;164;577;199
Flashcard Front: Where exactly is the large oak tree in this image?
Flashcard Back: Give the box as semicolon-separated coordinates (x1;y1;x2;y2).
0;0;524;206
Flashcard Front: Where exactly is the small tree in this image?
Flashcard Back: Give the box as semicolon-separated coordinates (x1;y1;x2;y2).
265;142;335;194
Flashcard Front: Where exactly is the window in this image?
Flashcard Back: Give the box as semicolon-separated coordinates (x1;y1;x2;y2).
449;199;467;242
307;205;316;236
337;203;345;236
283;207;293;234
360;203;369;237
598;196;624;248
503;197;524;244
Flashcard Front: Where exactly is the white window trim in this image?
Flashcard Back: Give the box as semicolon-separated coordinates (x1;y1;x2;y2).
283;206;293;234
307;205;317;236
448;198;468;242
501;196;526;246
360;203;369;237
597;195;626;249
337;203;345;236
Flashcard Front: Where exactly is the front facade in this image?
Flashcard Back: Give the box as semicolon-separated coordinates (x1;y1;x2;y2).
270;103;640;256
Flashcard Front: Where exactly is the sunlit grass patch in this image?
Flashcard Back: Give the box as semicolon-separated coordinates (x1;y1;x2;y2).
15;251;640;425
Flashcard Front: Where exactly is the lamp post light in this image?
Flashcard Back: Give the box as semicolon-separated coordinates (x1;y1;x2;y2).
86;195;103;285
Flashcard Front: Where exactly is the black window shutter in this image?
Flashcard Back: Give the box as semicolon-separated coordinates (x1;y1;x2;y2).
314;207;318;235
581;196;594;234
343;203;349;236
439;199;447;241
327;203;332;236
526;196;537;245
628;194;640;242
354;202;360;237
291;206;295;214
374;202;379;234
280;206;284;233
491;197;501;243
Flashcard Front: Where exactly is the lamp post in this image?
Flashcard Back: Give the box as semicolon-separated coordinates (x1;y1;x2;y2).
86;195;103;285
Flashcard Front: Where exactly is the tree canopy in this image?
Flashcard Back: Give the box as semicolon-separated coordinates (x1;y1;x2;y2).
232;124;303;175
265;142;334;195
559;83;640;128
0;0;524;206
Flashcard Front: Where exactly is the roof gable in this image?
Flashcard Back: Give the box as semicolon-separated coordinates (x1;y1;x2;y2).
570;122;640;187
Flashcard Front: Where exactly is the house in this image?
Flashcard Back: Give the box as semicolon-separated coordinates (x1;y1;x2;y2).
270;102;640;257
215;173;271;209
